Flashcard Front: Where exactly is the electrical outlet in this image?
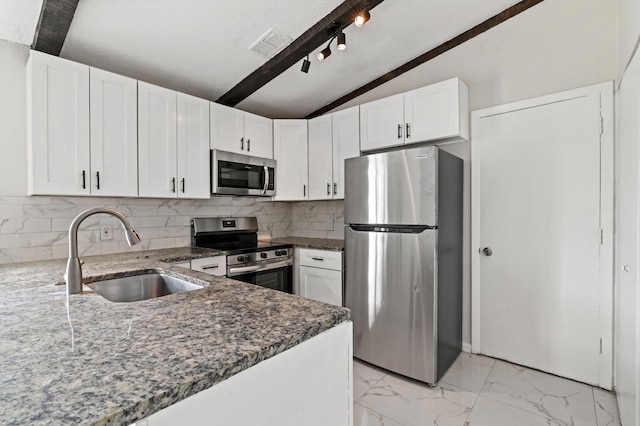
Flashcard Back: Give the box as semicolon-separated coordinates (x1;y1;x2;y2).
326;214;334;231
101;225;112;241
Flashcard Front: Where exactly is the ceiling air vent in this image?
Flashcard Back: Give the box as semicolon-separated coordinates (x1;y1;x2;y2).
249;28;292;58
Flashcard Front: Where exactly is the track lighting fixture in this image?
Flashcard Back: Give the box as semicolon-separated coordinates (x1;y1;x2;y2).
317;37;334;61
301;55;311;73
354;9;370;27
337;31;346;50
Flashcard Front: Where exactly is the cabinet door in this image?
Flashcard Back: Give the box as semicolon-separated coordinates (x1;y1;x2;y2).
210;102;244;154
273;120;308;201
332;106;360;199
27;50;90;195
89;68;138;197
308;115;333;200
177;93;210;199
359;93;404;152
404;77;469;143
138;81;178;198
300;266;343;306
244;111;273;159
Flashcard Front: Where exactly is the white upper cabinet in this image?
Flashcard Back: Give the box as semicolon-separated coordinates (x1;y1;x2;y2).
404;78;469;144
359;93;404;152
331;106;360;199
244;111;274;159
308;115;333;200
308;106;360;200
139;83;210;199
27;50;90;196
138;81;178;198
360;77;469;151
210;102;273;159
273;120;308;201
89;68;138;197
177;93;210;199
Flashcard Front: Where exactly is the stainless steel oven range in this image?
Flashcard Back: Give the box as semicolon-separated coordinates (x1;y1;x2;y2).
191;217;293;293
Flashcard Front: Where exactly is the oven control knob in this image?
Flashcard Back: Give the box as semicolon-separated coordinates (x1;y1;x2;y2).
237;255;245;262
279;250;287;256
261;252;267;259
276;250;282;256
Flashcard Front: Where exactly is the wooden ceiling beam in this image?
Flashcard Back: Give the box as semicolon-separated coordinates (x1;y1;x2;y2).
32;0;80;55
306;0;545;119
217;0;385;107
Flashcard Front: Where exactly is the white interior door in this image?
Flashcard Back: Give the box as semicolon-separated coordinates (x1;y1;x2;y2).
471;82;613;388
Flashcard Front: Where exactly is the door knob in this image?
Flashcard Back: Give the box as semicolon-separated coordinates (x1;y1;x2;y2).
482;247;493;256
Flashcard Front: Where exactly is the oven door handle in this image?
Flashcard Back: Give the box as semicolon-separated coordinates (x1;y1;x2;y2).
228;259;292;276
261;164;269;195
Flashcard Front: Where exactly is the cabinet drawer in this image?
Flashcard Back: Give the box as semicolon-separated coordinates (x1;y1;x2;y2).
190;256;226;276
299;249;342;271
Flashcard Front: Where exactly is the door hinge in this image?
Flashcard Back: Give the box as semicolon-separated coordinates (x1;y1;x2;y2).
599;115;604;135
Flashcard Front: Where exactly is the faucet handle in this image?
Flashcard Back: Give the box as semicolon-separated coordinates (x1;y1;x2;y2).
79;259;85;266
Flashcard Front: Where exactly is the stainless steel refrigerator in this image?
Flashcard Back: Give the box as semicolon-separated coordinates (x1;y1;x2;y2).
344;145;463;385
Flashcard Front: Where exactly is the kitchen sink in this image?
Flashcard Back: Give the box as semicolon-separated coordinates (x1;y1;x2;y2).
86;273;202;303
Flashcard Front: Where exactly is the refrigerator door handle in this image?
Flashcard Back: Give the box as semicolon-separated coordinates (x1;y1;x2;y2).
349;224;436;233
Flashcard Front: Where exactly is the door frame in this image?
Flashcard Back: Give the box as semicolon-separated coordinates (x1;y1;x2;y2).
470;81;614;389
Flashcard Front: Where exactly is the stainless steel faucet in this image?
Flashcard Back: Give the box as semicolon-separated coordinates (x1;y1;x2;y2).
65;207;141;294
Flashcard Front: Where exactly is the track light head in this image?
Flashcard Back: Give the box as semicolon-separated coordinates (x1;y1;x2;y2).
301;55;311;73
317;46;331;61
337;31;346;50
317;37;334;61
355;9;370;27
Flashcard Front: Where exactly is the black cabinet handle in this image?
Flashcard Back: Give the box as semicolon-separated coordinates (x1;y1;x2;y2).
181;178;185;193
327;183;330;196
397;124;402;139
171;178;176;193
311;257;325;261
82;170;86;189
303;184;306;197
241;137;244;151
96;171;100;190
333;183;337;195
406;123;411;138
247;139;251;152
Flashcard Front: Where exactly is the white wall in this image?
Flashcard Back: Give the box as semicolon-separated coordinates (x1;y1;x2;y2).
332;0;618;350
614;0;640;424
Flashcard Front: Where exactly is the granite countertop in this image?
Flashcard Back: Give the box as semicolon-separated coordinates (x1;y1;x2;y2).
0;247;349;425
271;237;344;251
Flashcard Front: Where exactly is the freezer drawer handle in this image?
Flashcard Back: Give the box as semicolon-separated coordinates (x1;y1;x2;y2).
311;257;324;261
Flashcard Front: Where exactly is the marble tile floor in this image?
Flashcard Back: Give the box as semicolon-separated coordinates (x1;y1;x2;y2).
353;352;622;426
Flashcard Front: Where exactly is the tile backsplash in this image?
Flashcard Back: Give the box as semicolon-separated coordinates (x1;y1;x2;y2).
0;196;345;264
0;196;291;264
292;200;344;240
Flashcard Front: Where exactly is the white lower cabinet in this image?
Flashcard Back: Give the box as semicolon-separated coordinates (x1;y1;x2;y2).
298;248;343;306
190;256;226;276
142;321;353;426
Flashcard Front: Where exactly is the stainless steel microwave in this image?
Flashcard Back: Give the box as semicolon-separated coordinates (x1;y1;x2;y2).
211;150;276;197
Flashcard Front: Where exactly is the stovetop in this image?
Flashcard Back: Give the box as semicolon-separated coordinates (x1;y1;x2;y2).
197;240;292;256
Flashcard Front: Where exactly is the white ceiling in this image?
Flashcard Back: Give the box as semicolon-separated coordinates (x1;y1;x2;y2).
2;0;522;118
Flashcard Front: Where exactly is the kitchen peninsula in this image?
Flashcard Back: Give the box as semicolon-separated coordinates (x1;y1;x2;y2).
0;248;352;425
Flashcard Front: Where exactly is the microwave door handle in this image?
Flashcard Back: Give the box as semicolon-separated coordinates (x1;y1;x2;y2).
262;165;269;195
